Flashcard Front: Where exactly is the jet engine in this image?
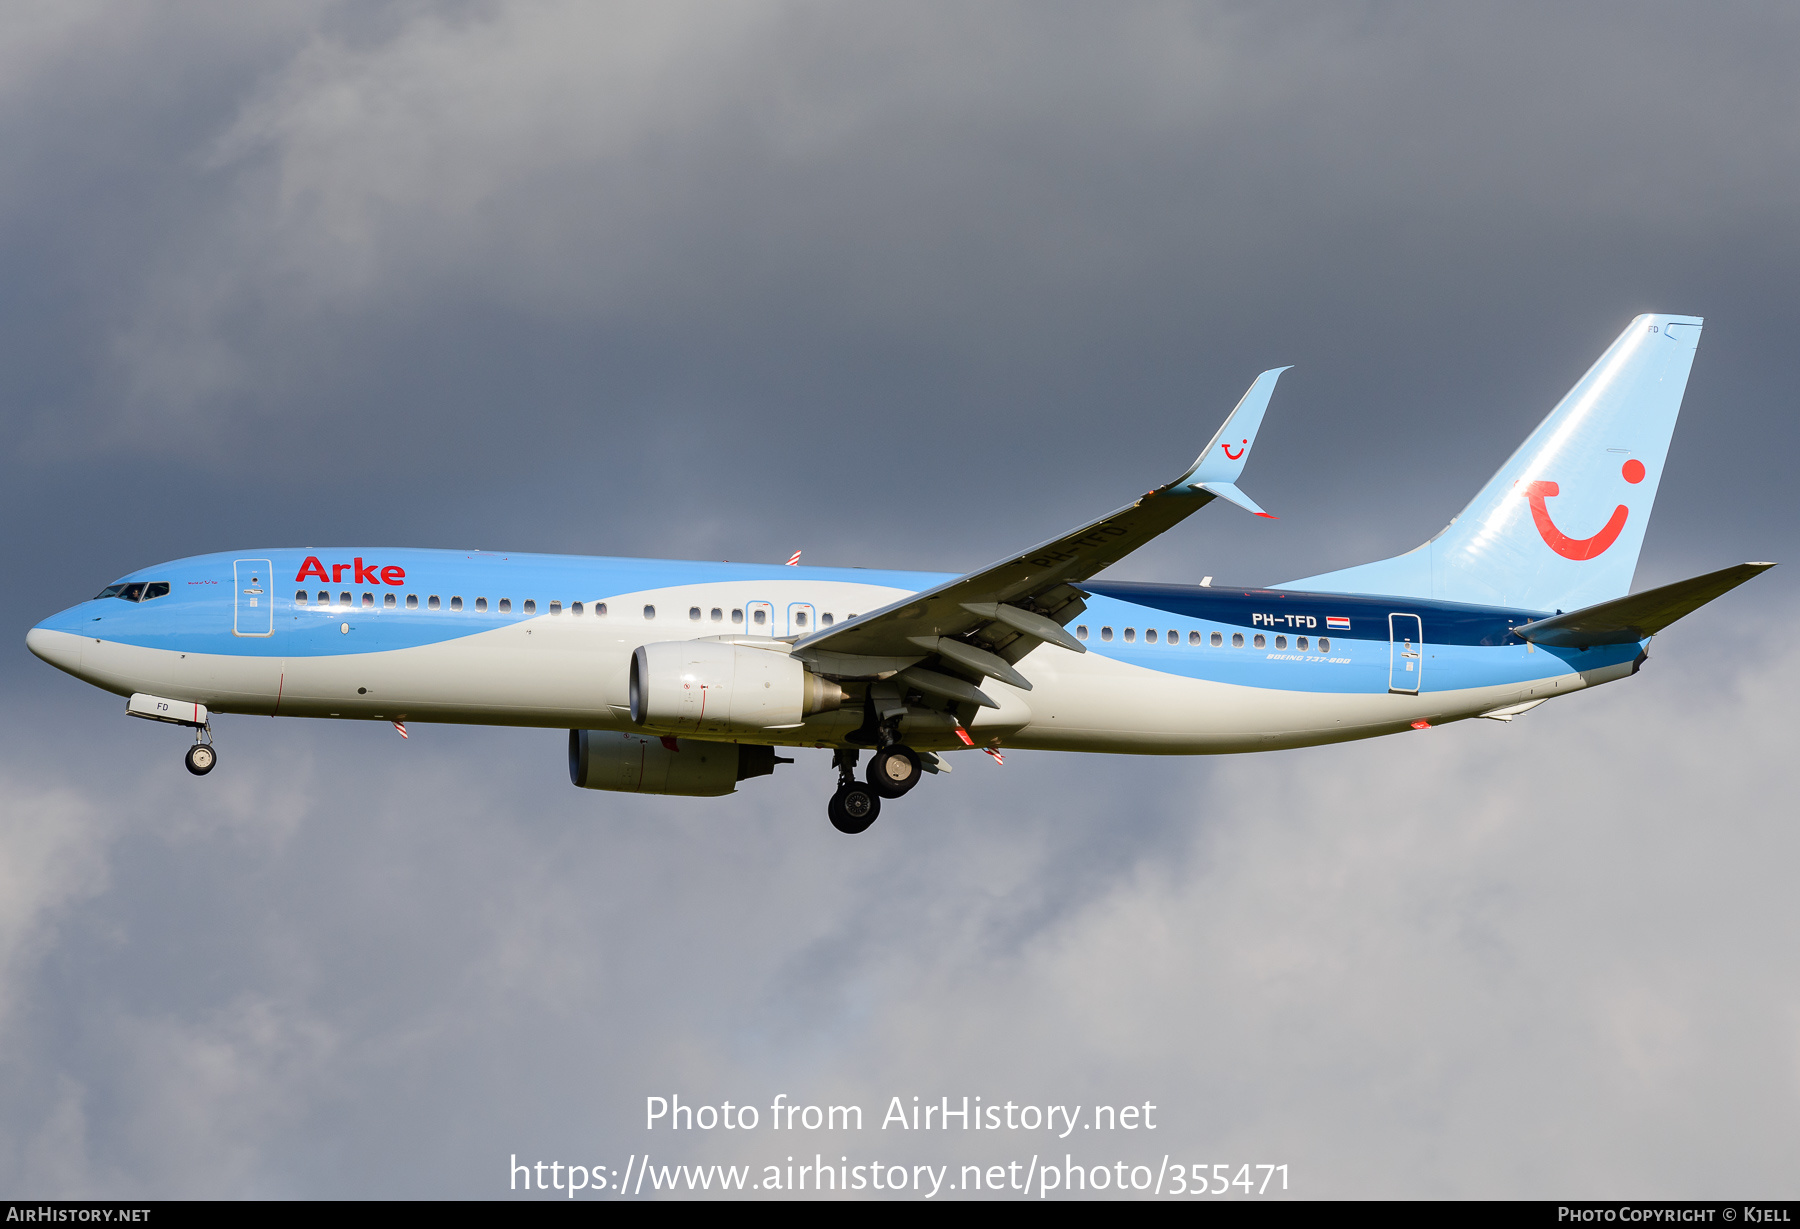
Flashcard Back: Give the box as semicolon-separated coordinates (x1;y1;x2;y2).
568;729;787;796
629;641;844;734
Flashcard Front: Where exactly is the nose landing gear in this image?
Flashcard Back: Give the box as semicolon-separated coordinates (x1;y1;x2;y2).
184;726;216;776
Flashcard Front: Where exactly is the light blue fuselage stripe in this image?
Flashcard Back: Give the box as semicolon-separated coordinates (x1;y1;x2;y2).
36;546;1640;696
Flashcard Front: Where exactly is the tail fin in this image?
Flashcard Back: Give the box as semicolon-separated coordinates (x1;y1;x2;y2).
1277;314;1704;611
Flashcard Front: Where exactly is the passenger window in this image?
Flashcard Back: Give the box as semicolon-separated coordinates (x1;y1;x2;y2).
1167;629;1177;644
1101;627;1113;642
1297;636;1308;651
1123;628;1136;643
1319;637;1331;652
362;593;374;608
1189;631;1201;645
1231;632;1244;647
498;598;511;613
643;605;655;619
732;609;744;624
428;595;440;610
712;608;724;622
296;590;309;606
318;591;330;606
523;600;536;614
753;609;766;625
1253;633;1265;648
144;582;170;600
1145;629;1158;643
796;611;808;628
548;601;560;615
1210;632;1222;647
689;607;701;621
384;593;396;609
477;597;490;612
1076;625;1088;640
406;594;418;609
451;596;464;611
820;612;833;626
1275;634;1286;649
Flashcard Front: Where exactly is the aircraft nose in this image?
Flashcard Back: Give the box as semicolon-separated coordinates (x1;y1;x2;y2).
26;624;85;675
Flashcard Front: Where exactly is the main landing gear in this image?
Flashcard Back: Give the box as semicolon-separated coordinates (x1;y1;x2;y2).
826;739;928;834
828;749;880;834
184;726;216;776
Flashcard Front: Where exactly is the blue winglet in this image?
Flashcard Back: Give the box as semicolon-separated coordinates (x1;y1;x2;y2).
1169;366;1289;515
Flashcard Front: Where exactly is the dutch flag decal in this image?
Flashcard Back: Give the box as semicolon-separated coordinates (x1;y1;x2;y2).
1326;615;1351;630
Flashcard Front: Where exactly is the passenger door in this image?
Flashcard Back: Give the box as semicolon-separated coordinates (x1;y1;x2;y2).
234;559;274;637
745;601;774;636
786;602;815;638
1388;613;1423;694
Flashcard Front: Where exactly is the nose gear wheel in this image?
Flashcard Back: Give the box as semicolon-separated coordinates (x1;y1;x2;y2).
185;743;216;775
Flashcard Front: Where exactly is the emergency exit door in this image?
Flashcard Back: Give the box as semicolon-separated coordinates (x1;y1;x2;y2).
234;559;274;637
1388;613;1422;694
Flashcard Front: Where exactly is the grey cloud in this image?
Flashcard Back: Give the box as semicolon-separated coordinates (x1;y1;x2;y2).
1;623;1795;1196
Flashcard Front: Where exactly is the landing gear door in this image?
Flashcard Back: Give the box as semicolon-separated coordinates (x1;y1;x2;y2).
1388;612;1422;694
787;602;815;638
234;559;274;637
745;601;774;636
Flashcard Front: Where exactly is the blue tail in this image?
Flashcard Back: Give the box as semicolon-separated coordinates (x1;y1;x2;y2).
1277;314;1704;612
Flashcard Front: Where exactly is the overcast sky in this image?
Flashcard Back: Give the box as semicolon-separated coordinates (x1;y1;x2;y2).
2;1;1796;1199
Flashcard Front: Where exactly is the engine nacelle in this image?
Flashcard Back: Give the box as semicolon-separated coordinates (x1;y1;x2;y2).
629;641;844;734
568;730;786;797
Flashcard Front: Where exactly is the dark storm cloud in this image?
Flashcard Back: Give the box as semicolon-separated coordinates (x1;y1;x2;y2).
2;2;1794;1197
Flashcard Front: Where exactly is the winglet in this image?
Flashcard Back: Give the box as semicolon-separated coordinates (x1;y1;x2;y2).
1170;366;1290;512
1198;481;1276;518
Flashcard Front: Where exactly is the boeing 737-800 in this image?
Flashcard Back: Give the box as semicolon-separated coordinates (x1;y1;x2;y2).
26;314;1772;832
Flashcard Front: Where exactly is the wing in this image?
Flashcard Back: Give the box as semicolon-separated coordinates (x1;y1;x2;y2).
791;367;1290;703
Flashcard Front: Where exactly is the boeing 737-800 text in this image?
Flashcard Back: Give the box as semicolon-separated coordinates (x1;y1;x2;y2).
27;314;1772;832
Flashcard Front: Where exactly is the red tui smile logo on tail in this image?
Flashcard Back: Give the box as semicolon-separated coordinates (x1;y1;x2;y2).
1521;460;1645;560
1221;439;1247;461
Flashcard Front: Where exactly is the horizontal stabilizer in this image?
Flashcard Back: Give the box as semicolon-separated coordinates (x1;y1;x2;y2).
1513;562;1774;647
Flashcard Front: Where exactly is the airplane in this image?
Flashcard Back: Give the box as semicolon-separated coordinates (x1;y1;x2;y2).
26;313;1773;833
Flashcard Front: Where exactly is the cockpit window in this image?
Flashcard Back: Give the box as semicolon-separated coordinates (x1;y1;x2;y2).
96;581;170;602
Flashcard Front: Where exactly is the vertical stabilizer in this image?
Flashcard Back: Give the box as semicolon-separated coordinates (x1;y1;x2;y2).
1277;314;1703;611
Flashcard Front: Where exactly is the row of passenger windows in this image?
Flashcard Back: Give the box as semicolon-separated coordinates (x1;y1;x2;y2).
295;591;856;628
1073;624;1331;653
298;591;532;613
